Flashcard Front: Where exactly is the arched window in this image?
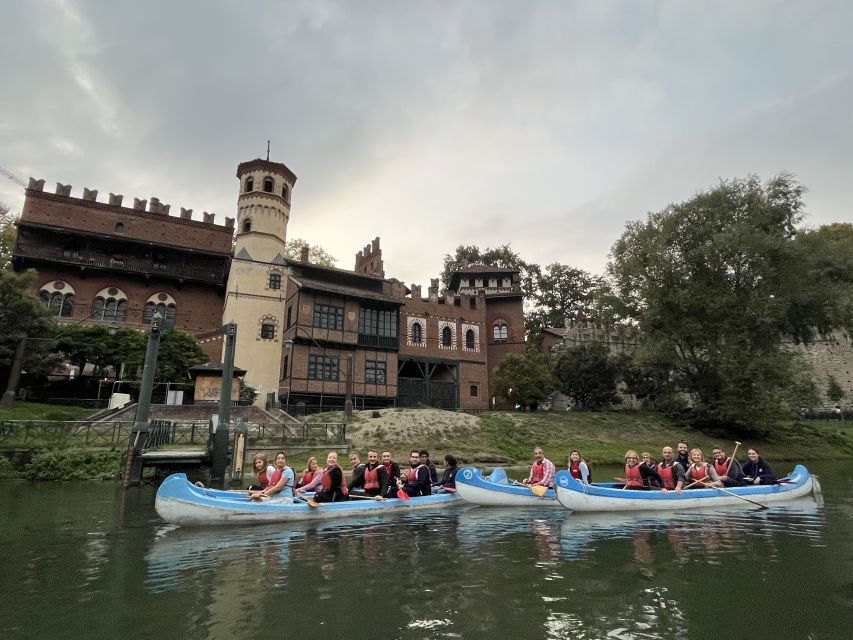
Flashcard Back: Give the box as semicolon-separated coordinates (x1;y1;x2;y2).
114;222;125;233
242;219;252;233
144;293;177;328
40;281;75;317
411;322;423;344
493;323;508;341
263;177;274;193
269;271;281;290
442;326;452;347
93;288;128;323
245;177;254;192
466;329;475;349
282;185;289;201
261;323;276;339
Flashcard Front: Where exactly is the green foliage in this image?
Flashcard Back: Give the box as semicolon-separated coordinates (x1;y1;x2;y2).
0;270;57;378
0;402;93;421
608;174;849;428
240;380;258;403
0;202;16;272
552;342;620;410
440;244;536;297
54;326;206;381
490;351;554;410
25;448;122;481
827;375;846;404
283;238;336;267
0;455;13;478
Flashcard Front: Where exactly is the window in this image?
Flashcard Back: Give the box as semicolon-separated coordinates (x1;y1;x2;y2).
144;302;176;328
493;323;508;341
242;219;252;233
245;177;254;192
282;185;289;200
261;323;276;339
263;177;274;193
468;277;475;287
469;297;477;310
454;298;461;307
442;326;452;347
94;297;127;322
470;385;479;398
313;303;344;330
308;354;339;381
269;272;281;290
115;222;125;233
41;287;75;318
286;306;292;328
359;308;397;337
366;360;386;384
466;329;475;349
411;322;422;344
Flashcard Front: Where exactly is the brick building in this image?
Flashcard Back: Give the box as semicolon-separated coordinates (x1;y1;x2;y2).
12;178;233;361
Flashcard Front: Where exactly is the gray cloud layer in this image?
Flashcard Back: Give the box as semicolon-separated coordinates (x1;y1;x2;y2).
2;0;851;286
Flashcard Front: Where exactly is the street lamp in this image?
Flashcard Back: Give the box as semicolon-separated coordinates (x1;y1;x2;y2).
283;326;353;421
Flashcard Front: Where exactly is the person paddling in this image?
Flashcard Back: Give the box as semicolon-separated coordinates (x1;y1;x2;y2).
711;446;745;487
742;448;777;485
657;446;686;494
249;451;294;501
248;453;276;491
523;447;556;488
622;450;663;490
313;451;348;503
360;450;388;500
380;451;401;500
567;450;591;484
396;450;432;497
685;448;721;488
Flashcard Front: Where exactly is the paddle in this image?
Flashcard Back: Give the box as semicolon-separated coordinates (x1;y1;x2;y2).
709;484;769;510
724;441;742;477
512;480;548;497
684;476;709;489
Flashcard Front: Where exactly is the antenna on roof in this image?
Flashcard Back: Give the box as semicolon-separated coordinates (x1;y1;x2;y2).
266;140;270;161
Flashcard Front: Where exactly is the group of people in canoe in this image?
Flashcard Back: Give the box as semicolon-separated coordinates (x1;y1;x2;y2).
521;441;778;493
246;449;459;503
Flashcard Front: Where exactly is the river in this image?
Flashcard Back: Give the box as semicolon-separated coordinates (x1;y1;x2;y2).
1;461;852;639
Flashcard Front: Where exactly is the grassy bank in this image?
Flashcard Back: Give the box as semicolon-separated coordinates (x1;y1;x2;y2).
0;402;95;421
285;409;853;472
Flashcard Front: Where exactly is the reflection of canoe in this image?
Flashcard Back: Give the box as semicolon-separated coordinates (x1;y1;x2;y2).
455;467;561;506
554;465;817;512
155;473;461;526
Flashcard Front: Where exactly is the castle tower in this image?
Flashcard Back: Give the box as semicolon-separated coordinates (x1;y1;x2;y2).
222;158;297;406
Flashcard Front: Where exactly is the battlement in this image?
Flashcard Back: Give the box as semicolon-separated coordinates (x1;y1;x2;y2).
354;236;384;278
25;177;235;230
557;318;640;352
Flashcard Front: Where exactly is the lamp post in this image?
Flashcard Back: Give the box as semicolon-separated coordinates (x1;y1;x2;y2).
284;326;353;422
123;311;163;486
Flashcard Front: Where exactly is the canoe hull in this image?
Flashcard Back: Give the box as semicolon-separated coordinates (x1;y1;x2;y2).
455;467;560;507
554;465;816;512
155;473;461;526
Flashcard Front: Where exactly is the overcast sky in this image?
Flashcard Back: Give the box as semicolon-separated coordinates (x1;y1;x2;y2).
1;0;851;286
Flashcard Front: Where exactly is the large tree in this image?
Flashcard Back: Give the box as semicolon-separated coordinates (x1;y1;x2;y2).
552;342;620;410
608;174;848;427
0;202;16;272
490;351;554;411
283;238;336;267
440;244;536;297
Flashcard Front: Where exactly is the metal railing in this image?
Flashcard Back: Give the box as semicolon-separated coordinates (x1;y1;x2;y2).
0;421;134;448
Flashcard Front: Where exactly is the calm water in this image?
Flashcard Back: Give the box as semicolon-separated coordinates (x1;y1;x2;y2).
1;461;852;640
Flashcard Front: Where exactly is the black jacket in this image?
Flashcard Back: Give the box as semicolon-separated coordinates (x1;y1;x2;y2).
742;458;777;484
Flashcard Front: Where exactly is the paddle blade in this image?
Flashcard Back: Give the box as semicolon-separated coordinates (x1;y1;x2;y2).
397;488;411;501
530;485;548;497
306;498;321;508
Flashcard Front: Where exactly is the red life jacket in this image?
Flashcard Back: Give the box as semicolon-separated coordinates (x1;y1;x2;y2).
300;470;315;485
714;459;729;476
624;463;643;487
407;464;426;484
658;463;676;490
690;463;710;484
363;465;380;491
383;461;395;480
531;462;545;484
268;468;283;486
258;469;270;487
321;464;348;496
569;462;582;480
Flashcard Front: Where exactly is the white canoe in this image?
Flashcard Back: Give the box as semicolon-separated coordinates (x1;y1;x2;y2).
455;467;562;507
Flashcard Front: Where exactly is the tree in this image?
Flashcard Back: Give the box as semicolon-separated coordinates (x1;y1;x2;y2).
152;330;208;381
527;263;609;346
0;202;17;272
826;375;846;405
552;342;620;410
440;244;537;298
490;351;554;410
283;238;336;267
608;174;848;427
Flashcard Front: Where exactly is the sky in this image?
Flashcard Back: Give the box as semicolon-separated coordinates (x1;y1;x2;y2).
1;0;851;287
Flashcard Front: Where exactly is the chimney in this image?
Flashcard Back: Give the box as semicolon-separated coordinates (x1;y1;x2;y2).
300;245;310;263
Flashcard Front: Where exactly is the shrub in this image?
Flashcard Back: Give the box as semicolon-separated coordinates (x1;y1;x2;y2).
25;449;122;481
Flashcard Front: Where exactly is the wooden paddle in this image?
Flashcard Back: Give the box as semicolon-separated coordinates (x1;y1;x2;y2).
684;475;709;489
724;441;742;478
709;484;769;510
512;480;548;497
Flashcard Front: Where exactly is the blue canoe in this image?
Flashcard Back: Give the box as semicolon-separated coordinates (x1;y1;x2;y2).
455;467;561;506
554;465;820;512
155;473;461;526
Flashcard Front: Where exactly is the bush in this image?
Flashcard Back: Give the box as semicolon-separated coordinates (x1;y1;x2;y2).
0;455;14;478
25;449;122;481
